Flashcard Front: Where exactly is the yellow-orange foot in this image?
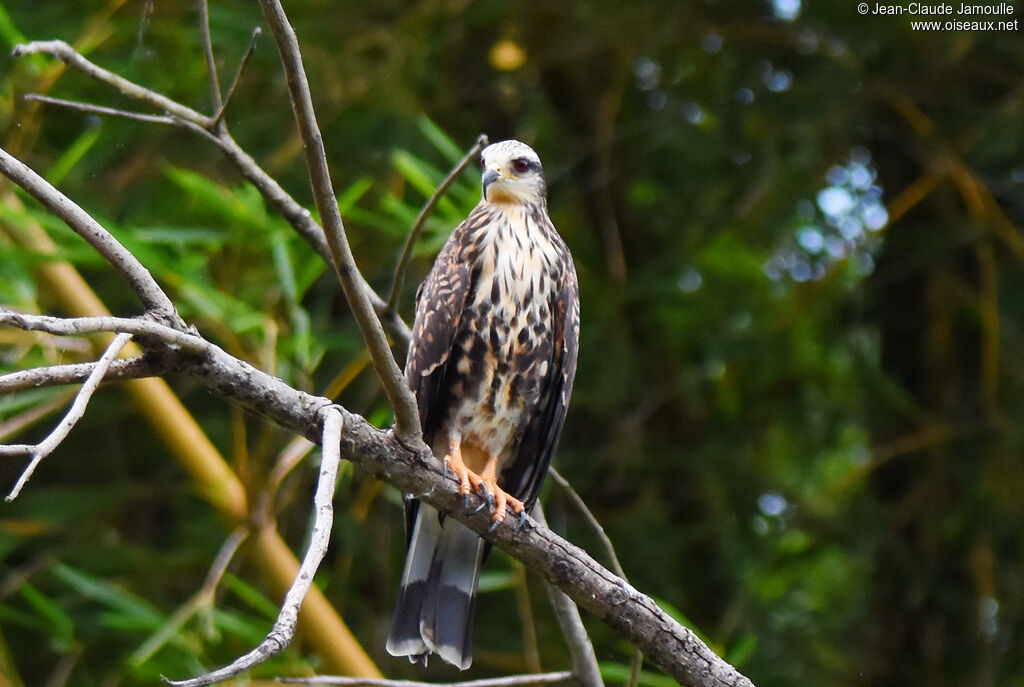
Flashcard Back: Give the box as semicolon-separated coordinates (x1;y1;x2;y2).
443;439;524;528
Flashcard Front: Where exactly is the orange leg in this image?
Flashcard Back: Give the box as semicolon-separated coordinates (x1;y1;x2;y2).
443;437;524;524
444;438;474;499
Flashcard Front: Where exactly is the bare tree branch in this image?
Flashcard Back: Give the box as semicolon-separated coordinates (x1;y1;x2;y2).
0;310;205;352
278;672;576;687
384;134;489;314
0;146;181;324
255;0;420;444
163;407;344;687
137;329;753;687
0;356;163;394
3;332;132;500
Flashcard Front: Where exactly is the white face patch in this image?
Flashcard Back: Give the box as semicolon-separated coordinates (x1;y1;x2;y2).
480;140;546;206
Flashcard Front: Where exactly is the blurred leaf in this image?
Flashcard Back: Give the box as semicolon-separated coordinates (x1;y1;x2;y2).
390;151;460;218
477;570;516;593
416;115;463;164
17;583;75;650
0;3;27;49
51;562;165;628
221;573;279;621
44;125;101;187
337;176;374;214
599;662;677;687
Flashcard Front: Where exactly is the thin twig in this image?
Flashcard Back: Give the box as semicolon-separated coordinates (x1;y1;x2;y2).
212;27;261;128
4;332;132;500
0;147;182;323
384;134;488;314
196;0;224;118
549;469;641;686
163;407;344;687
130;527;249;668
12;41;209;127
534;505;603;687
25;94;178;125
277;672;576;687
0;310;206;353
256;0;421;444
0;356;163;394
549;468;627;580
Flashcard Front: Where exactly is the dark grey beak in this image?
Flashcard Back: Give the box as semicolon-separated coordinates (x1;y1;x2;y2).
481;169;499;196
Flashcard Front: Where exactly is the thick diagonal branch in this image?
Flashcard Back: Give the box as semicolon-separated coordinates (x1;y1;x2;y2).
0;310;755;687
163;332;753;687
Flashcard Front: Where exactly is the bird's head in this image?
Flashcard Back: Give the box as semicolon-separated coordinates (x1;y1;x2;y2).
480;140;546;206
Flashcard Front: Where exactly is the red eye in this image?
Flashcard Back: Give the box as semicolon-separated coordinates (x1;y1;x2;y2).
479;157;486;169
512;158;530;174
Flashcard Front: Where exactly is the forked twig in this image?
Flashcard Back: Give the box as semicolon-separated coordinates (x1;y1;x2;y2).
12;40;411;346
3;332;132;500
384;134;488;314
12;40;208;126
163;406;344;687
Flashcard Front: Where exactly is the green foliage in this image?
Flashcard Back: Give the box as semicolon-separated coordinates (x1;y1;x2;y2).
1;1;1022;686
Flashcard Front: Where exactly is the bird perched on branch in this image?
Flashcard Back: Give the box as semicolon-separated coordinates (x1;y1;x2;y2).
387;140;580;670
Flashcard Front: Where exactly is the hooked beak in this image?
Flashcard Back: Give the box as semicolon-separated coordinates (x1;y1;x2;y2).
481;168;500;197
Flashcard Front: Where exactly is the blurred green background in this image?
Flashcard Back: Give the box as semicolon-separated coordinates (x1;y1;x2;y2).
0;0;1022;685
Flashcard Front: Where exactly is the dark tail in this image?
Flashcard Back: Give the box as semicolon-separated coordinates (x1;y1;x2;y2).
387;503;484;670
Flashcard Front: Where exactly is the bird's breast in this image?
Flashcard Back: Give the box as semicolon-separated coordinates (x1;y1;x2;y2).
445;206;563;455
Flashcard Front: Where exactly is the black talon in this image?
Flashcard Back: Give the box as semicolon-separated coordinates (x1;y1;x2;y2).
487;518;502;534
515;510;528;528
470;497;489;514
462;492;473;509
477;483;494;507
